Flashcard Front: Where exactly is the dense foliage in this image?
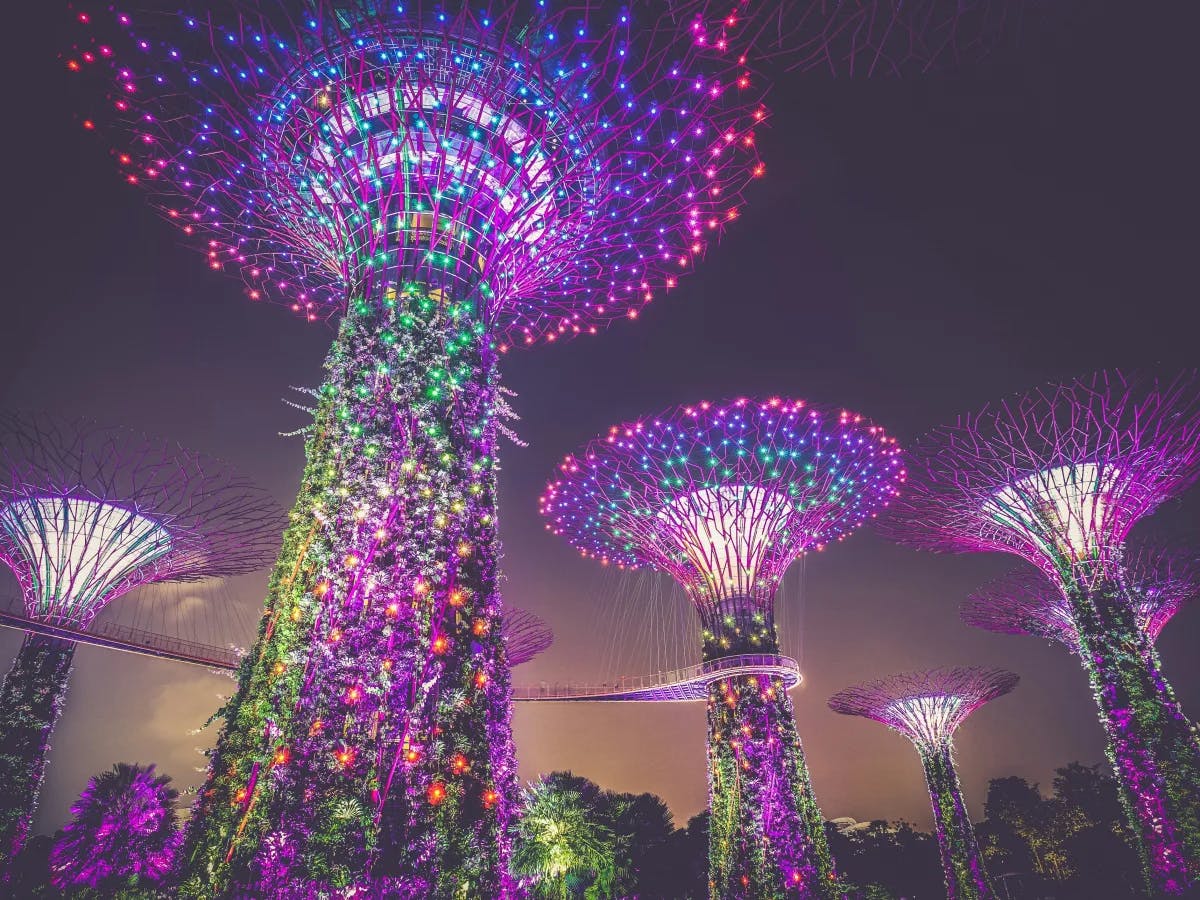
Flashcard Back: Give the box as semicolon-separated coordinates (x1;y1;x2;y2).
5;760;1156;897
0;634;74;876
977;763;1145;898
49;763;179;890
512;774;618;898
178;290;517;896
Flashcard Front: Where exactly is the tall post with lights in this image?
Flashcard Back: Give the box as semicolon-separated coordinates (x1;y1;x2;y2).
828;667;1018;900
67;3;763;893
0;413;279;875
964;539;1200;653
541;397;905;899
881;370;1200;895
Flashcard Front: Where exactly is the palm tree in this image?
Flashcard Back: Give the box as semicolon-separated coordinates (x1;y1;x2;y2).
608;791;674;897
512;777;617;899
49;762;179;889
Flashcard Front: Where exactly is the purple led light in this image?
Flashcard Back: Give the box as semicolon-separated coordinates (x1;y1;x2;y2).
67;3;764;345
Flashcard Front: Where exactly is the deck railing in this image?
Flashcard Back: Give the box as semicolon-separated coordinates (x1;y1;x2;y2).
0;597;800;702
512;653;801;702
0;598;242;670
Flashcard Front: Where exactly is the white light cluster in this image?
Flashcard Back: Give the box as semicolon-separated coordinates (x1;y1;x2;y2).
985;463;1119;562
0;496;174;624
656;485;794;598
306;76;558;246
884;694;965;746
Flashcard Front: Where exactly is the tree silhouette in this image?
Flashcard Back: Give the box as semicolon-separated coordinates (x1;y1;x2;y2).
977;764;1144;898
608;791;674;897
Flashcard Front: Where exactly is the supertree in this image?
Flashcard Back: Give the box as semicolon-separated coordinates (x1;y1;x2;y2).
0;412;280;875
66;3;763;894
670;0;1037;75
881;370;1200;895
963;538;1200;654
828;667;1018;900
501;606;554;668
540;396;905;899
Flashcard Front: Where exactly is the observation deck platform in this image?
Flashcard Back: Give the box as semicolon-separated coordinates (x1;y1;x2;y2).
0;603;800;703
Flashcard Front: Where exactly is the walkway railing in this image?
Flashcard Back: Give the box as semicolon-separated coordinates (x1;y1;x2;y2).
0;599;800;703
512;653;802;702
0;607;243;670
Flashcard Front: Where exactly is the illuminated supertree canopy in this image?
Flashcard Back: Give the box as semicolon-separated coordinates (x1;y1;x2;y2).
541;396;905;899
500;605;554;667
67;2;762;340
66;2;764;894
829;667;1018;900
963;538;1200;653
0;412;280;878
671;0;1037;75
881;370;1200;895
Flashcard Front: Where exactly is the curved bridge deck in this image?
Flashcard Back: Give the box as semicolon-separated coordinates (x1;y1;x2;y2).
0;609;243;670
0;609;799;703
512;654;801;702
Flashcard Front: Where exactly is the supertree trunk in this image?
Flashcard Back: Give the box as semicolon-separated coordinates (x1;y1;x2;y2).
0;633;75;874
704;615;836;899
918;741;994;900
177;285;517;897
1067;570;1200;895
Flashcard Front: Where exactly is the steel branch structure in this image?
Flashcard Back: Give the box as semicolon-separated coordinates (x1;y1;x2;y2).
829;667;1017;900
68;2;762;340
0;412;279;876
881;370;1200;895
671;0;1036;75
541;396;905;899
67;3;765;894
963;539;1200;653
499;606;553;667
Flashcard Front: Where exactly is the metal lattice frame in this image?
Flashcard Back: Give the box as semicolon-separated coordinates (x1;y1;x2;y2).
0;412;282;627
541;397;905;629
829;667;1017;900
669;0;1037;75
963;539;1200;653
501;606;553;667
67;2;764;345
880;371;1200;583
828;667;1018;746
0;412;278;876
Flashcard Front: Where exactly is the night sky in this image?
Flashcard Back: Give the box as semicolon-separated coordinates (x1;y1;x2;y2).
4;3;1199;837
